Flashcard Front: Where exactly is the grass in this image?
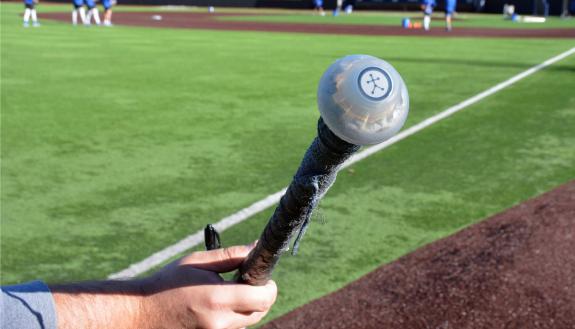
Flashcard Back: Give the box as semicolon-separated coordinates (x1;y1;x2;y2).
2;1;575;324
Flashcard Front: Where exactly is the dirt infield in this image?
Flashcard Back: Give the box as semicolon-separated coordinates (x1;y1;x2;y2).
43;12;575;38
263;181;575;329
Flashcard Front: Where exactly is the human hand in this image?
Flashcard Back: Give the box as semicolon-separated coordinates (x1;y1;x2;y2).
140;243;278;329
51;243;276;329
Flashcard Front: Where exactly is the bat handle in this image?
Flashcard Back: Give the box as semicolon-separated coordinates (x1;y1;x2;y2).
235;119;359;285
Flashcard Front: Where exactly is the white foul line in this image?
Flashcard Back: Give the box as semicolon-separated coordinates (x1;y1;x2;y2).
109;46;575;280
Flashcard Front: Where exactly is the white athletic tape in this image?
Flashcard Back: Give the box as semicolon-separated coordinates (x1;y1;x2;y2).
109;46;575;279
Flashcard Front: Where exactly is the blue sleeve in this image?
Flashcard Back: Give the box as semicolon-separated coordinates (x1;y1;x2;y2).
1;281;57;329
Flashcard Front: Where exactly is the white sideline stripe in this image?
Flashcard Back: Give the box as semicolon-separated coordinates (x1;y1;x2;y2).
344;47;575;167
109;47;575;280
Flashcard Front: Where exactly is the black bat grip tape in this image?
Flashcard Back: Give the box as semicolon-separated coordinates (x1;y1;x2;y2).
235;118;360;285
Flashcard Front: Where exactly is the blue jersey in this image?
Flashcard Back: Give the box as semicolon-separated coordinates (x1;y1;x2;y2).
445;0;456;14
85;0;95;8
422;0;435;15
101;0;112;9
314;0;323;8
24;0;35;5
73;0;84;7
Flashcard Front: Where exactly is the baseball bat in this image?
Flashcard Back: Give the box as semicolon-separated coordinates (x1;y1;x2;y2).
205;55;408;285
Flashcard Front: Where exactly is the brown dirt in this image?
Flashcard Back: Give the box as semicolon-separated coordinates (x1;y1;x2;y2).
42;12;575;38
263;181;575;329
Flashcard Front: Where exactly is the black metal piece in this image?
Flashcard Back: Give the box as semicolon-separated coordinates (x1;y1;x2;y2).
204;224;221;251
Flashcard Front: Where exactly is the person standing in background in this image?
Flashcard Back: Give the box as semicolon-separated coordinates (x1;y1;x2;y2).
72;0;87;25
314;0;326;16
445;0;456;31
23;0;40;27
421;0;436;31
85;0;101;25
102;0;114;26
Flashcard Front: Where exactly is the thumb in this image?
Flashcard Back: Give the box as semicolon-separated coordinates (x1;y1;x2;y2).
181;242;257;273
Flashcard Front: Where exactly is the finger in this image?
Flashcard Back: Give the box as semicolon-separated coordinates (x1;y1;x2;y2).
219;280;277;313
228;311;269;329
180;242;257;273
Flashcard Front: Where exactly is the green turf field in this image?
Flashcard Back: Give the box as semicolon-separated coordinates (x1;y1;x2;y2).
1;2;574;324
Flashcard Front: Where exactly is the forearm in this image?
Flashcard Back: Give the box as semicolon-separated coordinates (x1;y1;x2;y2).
4;245;275;329
50;280;145;329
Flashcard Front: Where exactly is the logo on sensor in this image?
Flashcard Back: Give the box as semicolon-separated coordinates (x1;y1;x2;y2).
358;67;393;101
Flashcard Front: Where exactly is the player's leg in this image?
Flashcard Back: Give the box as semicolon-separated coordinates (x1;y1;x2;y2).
79;6;88;25
315;0;325;16
31;8;39;26
84;0;96;24
423;14;431;31
93;8;101;25
72;8;78;25
72;1;79;25
103;9;110;25
102;0;112;25
90;7;101;25
85;6;92;24
72;2;86;25
23;3;37;27
423;5;432;31
445;0;455;31
23;4;32;26
103;9;112;26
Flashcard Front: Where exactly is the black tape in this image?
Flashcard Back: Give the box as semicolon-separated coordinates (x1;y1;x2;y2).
236;118;360;285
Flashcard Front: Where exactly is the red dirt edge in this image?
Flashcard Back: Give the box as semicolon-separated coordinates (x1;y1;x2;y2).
42;12;575;39
263;181;575;329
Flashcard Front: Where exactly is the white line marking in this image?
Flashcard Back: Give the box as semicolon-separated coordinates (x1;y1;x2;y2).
109;47;575;280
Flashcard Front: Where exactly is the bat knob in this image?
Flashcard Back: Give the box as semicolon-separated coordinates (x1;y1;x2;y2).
317;55;409;146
